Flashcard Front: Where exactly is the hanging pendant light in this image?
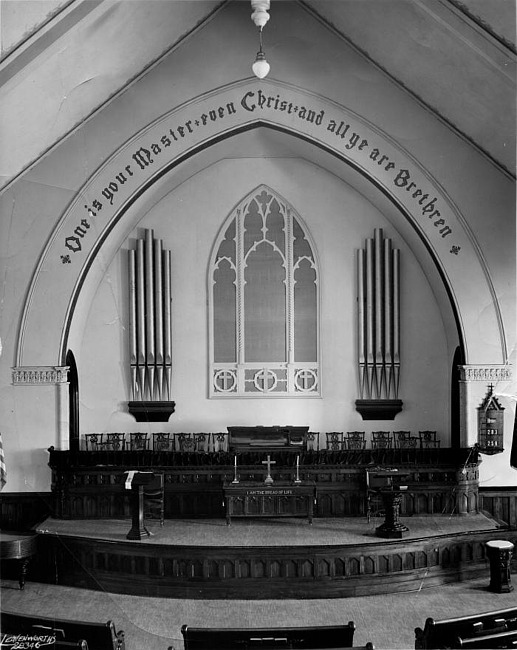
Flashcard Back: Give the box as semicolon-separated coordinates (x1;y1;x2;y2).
251;0;271;79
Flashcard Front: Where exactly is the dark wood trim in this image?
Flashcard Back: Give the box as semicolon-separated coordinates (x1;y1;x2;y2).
480;487;517;528
355;399;403;420
0;492;53;530
66;350;80;452
451;346;464;448
128;401;176;422
34;528;517;599
47;448;480;520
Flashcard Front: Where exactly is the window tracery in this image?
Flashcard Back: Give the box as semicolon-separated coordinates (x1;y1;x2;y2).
209;186;319;397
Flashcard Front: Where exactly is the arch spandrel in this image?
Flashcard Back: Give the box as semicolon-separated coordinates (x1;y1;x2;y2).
15;79;506;368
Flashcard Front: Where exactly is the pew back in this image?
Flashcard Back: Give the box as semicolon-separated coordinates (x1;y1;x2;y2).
0;610;124;650
456;628;517;648
181;622;356;649
415;607;517;649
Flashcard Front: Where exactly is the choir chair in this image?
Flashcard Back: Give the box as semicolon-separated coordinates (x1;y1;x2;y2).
103;433;126;451
371;431;392;449
212;433;228;452
393;431;418;449
326;432;344;451
193;433;209;452
153;432;174;452
176;433;195;452
419;430;440;449
128;432;149;451
306;432;319;451
344;431;366;450
84;433;103;451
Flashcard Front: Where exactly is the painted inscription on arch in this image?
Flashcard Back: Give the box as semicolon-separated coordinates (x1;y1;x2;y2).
62;87;459;261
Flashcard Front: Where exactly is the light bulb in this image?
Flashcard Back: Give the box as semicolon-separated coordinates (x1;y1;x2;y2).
252;51;270;79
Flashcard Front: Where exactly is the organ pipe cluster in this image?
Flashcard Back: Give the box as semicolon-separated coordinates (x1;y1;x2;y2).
357;229;400;400
128;229;172;401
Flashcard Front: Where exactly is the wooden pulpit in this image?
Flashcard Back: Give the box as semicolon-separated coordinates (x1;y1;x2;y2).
124;471;155;540
367;469;410;539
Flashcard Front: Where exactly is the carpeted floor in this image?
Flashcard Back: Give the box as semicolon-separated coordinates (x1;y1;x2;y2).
2;514;515;648
2;574;517;649
34;512;499;547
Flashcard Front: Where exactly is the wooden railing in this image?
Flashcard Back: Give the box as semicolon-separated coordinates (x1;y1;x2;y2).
47;447;479;520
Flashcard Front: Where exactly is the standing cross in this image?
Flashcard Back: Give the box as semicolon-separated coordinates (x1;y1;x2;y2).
262;455;276;485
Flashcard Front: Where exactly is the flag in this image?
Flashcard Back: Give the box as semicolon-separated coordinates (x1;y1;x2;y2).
0;432;6;490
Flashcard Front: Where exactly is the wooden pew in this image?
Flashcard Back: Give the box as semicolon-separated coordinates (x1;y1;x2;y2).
181;622;359;649
456;628;517;648
415;607;517;649
0;610;125;650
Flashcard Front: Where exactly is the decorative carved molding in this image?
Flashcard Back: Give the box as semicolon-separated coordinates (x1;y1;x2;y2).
38;526;513;599
128;400;176;422
355;399;403;420
12;366;69;385
459;365;512;382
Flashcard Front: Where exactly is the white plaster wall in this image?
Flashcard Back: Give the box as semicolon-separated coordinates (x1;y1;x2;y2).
78;157;451;443
0;0;514;492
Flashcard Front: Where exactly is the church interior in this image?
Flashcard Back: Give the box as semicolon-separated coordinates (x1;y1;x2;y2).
0;0;516;648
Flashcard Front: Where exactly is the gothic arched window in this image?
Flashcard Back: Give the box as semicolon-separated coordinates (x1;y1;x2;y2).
209;186;320;397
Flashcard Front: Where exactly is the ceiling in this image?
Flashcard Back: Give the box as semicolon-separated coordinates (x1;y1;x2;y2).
0;0;515;190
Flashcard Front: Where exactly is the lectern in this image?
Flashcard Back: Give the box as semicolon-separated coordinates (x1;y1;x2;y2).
124;471;155;540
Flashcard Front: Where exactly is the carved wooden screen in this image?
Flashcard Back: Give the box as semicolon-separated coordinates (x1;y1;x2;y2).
209;186;319;397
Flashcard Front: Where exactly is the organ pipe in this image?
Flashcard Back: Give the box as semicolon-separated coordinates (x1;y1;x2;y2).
357;229;400;401
357;250;366;397
366;238;375;399
384;238;393;396
145;229;155;366
393;248;400;398
163;250;172;400
154;238;163;400
136;239;146;365
154;238;164;364
374;229;384;363
129;230;173;403
128;250;137;400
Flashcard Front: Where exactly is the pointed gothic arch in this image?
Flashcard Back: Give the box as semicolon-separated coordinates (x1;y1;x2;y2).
208;185;320;397
65;349;79;451
14;80;506;376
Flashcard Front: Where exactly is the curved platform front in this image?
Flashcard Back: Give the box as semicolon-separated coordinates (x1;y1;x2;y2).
34;514;516;599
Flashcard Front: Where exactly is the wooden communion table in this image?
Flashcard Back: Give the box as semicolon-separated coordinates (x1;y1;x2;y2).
223;482;316;525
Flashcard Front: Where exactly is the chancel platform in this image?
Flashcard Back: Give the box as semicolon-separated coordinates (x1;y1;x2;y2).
39;443;503;599
33;512;516;600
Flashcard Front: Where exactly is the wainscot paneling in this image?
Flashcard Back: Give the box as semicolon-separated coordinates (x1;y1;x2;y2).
480;487;517;528
0;492;53;530
47;448;480;520
33;528;517;599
